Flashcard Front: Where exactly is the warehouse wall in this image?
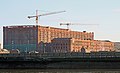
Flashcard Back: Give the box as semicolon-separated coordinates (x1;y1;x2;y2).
3;25;37;52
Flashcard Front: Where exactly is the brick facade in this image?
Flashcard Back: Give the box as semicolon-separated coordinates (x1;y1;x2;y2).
3;25;94;52
50;38;114;53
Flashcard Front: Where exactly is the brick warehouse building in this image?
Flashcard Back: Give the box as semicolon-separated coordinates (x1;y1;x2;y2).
3;25;94;52
50;38;114;53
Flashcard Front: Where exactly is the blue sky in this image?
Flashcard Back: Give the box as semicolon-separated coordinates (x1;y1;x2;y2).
0;0;120;47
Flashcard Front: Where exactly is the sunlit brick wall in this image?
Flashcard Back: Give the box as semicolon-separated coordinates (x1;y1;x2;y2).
50;38;114;53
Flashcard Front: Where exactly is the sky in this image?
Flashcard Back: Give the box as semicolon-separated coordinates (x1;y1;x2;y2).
0;0;120;47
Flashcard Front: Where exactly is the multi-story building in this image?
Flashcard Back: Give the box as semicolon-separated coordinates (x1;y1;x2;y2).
50;38;114;53
3;25;94;52
114;42;120;52
3;25;38;52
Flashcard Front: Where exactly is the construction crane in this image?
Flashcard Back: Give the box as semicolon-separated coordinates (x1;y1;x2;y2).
28;10;66;24
60;23;98;29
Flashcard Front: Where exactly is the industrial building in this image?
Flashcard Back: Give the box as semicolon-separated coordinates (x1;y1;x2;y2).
49;38;114;53
3;25;37;52
3;25;94;52
114;42;120;52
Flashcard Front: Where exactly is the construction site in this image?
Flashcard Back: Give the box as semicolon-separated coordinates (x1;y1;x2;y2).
3;24;114;53
2;10;115;53
3;25;94;52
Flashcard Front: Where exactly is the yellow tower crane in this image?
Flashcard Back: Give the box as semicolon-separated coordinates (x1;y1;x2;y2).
60;22;98;29
28;10;66;24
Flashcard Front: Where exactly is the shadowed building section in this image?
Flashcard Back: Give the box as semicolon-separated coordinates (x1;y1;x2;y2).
3;25;38;52
114;42;120;52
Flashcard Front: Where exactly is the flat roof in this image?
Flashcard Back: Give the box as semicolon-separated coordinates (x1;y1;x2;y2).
3;25;94;33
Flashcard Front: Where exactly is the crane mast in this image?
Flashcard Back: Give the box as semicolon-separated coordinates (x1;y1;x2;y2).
28;10;66;24
36;10;38;24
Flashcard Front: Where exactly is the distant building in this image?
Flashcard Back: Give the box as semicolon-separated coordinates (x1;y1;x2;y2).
114;42;120;52
49;38;114;53
3;25;37;52
3;25;94;52
50;38;72;53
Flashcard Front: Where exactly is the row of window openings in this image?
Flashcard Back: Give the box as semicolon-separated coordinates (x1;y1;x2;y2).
9;30;36;33
7;34;36;37
53;47;68;49
73;42;113;46
53;49;68;53
6;40;29;43
39;36;91;40
50;35;91;38
40;30;93;34
53;43;69;45
40;33;92;37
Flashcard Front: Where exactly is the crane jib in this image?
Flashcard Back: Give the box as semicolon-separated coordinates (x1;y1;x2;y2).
28;10;66;24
